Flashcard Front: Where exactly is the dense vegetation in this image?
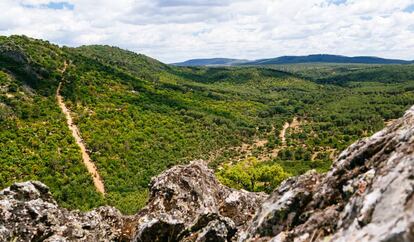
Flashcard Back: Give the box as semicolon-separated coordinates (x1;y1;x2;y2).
0;36;104;210
1;35;414;214
217;157;290;193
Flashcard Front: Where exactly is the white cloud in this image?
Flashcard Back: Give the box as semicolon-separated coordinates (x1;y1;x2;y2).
0;0;413;62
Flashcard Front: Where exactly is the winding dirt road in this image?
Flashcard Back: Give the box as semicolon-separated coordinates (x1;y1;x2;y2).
56;62;105;195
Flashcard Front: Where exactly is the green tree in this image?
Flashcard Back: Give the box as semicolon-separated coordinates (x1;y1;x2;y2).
216;157;291;192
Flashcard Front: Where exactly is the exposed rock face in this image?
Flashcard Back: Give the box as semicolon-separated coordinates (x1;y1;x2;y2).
0;162;267;242
0;43;29;64
1;106;413;242
133;160;268;242
0;181;124;241
242;105;414;241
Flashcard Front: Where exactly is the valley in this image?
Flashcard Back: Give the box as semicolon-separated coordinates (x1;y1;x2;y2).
1;35;414;214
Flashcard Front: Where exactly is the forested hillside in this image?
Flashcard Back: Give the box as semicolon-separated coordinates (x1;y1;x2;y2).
0;36;104;209
1;35;414;214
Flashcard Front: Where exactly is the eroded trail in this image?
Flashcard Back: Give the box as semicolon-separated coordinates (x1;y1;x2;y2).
279;122;290;146
56;62;105;195
279;117;299;146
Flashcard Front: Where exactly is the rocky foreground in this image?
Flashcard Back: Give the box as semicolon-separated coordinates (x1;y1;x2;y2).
1;105;414;241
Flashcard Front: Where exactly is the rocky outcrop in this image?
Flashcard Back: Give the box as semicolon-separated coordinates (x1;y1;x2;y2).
0;42;29;64
0;181;124;241
133;160;267;242
0;162;267;242
1;106;413;241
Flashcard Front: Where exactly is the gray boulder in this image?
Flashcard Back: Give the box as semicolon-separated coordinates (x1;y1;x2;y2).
133;160;267;242
0;181;125;241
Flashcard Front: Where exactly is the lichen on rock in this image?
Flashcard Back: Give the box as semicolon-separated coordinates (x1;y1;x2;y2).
132;160;267;242
0;181;124;241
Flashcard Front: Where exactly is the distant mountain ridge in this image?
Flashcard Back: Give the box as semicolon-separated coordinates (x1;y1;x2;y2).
173;54;414;66
172;58;249;66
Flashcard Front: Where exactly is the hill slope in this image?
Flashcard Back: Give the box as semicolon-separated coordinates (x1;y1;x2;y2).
1;35;414;214
0;36;104;210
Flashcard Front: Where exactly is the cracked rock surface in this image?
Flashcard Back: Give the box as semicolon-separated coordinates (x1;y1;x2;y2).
0;181;124;241
132;160;267;242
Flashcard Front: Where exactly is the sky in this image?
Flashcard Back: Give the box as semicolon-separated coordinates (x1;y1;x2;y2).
1;0;414;63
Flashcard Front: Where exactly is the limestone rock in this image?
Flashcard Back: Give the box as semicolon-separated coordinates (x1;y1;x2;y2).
239;170;324;241
133;160;267;242
0;181;124;241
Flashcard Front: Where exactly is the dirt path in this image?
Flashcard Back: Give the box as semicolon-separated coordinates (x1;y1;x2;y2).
279;121;290;145
56;62;105;195
289;117;300;129
279;117;299;146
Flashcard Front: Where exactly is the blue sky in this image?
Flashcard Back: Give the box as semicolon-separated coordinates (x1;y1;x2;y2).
22;1;74;10
405;4;414;12
329;0;347;5
1;0;414;62
45;1;74;10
